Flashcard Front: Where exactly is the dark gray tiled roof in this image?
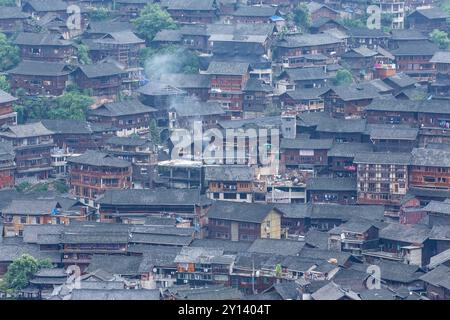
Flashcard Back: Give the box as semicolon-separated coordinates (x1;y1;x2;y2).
61;232;129;244
171;99;224;117
282;66;331;82
8;60;73;76
419;265;450;290
284;87;328;100
160;73;211;89
14;32;72;46
233;5;277;17
411;148;450;167
78;61;125;78
205;165;254;181
189;239;252;253
304;230;328;250
353;152;411;165
70;289;160;300
164;0;215;10
423;200;450;215
326;84;381;101
96;31;144;45
131;225;194;237
274;203;310;219
346;27;390;38
310;203;385;222
327;142;373;158
40;119;93;135
144;216;177;227
248;239;305;256
97;188;205;206
0;122;53;138
206;61;250;75
2;200;59;215
0;6;30;19
328;218;377;235
379;223;430;244
67;150;131;168
23;224;64;244
0;89;17;105
315;117;366;134
307;177;357;192
430;51;450;64
410;7;449;20
106;136;152;147
86;21;133;34
207;201;280;223
86;255;142;275
89;99;156;117
342;46;377;58
391;40;439;56
281;138;334;150
277;33;342;48
25;0;67;12
368;124;419;140
359;288;396;300
136;246;180;271
243;78;272;92
0;241;61;263
152;29;182;42
390;29;427;41
218;116;281;129
383;72;417;88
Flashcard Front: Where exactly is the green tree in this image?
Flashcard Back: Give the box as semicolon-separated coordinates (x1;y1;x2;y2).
430;29;450;49
76;44;92;65
381;13;394;30
3;254;53;291
149;119;161;145
48;91;94;120
0;75;10;92
53;180;69;194
89;6;111;21
15;181;30;193
290;3;311;31
0;0;17;6
339;17;365;28
132;3;177;43
334;69;353;86
0;32;20;72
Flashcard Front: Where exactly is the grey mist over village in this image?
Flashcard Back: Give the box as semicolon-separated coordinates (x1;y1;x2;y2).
0;0;450;303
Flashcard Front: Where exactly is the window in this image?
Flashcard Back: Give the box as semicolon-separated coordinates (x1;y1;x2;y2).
20;216;27;224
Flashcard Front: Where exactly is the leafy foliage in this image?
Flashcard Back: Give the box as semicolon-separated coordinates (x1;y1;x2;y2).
334;69;353;86
14;91;94;123
0;0;16;6
149;119;161;145
132;3;177;43
289;3;311;32
89;6;111;21
15;181;31;193
0;75;10;92
76;44;92;65
3;254;53;291
430;29;450;49
53;180;69;194
0;32;20;72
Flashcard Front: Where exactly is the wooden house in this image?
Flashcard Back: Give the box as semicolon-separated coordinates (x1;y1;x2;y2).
67;150;132;204
207;201;282;241
14;32;74;63
8;60;72;96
